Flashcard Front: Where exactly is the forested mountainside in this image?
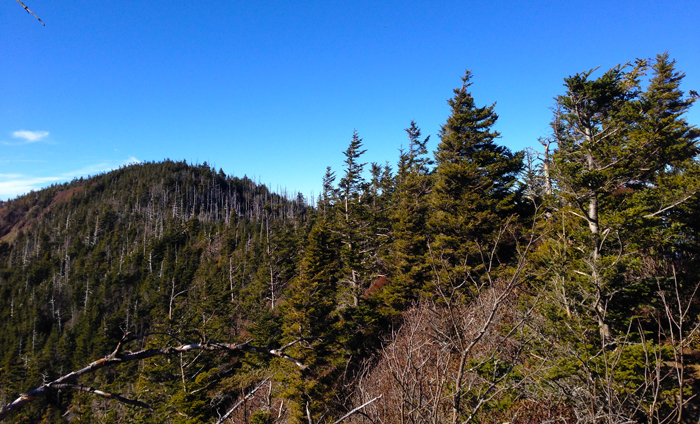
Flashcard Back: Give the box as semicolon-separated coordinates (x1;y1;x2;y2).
2;53;700;424
0;161;312;422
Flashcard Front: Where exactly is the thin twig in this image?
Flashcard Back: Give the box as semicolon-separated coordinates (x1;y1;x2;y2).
644;192;697;218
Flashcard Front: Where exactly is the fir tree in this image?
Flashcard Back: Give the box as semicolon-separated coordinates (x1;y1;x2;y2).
337;131;372;308
535;54;700;421
319;167;337;220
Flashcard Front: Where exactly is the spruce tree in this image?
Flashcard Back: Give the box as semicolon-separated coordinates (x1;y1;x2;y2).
319;167;337;220
535;54;700;421
429;71;523;282
634;53;698;178
382;121;432;311
337;131;371;307
338;131;367;223
549;55;699;339
281;220;342;423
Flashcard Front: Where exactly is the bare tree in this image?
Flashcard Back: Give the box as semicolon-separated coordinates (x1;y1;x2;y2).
349;218;550;423
655;269;700;423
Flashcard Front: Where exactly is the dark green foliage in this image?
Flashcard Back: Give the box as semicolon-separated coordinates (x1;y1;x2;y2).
429;70;523;284
548;54;700;329
382;121;433;312
532;54;700;422
280;220;344;422
283;220;341;340
338;131;367;222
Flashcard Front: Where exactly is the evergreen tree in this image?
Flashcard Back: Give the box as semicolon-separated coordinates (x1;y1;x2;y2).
337;131;372;307
338;131;367;223
549;55;699;339
282;221;340;347
382;121;432;311
632;52;700;240
535;54;700;421
319;167;337;220
281;220;342;422
429;71;523;283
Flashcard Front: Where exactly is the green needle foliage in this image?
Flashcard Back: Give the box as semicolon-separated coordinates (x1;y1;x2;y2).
429;70;523;286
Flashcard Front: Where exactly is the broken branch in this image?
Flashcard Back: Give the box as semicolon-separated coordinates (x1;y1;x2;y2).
15;0;44;25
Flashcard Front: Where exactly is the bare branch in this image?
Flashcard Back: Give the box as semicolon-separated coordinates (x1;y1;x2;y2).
0;338;306;420
214;374;275;424
331;395;382;424
111;331;184;356
49;384;151;410
643;192;697;219
277;336;317;352
568;208;591;223
15;0;44;25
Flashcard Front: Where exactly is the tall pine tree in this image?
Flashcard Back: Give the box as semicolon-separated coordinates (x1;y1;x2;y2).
533;54;700;421
281;220;343;423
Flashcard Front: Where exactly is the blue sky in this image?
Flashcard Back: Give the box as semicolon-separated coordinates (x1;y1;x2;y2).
2;0;699;201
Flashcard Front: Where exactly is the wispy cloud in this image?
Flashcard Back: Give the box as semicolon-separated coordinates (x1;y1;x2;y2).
0;156;143;200
66;156;142;178
126;156;142;165
0;159;48;163
12;130;50;143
